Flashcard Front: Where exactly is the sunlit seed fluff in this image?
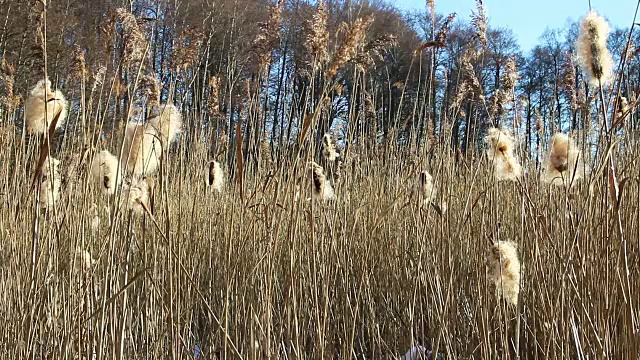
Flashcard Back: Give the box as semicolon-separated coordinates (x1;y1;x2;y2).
90;150;121;195
120;177;150;216
401;345;431;360
577;10;613;86
148;104;182;144
41;155;61;177
207;160;224;193
484;128;522;181
322;134;339;161
40;156;62;209
309;161;335;202
121;122;162;176
541;133;587;187
90;204;101;231
419;170;436;206
488;240;520;306
24;79;68;134
73;248;95;273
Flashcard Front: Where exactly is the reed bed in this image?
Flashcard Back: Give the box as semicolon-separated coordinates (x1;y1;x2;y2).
0;1;639;359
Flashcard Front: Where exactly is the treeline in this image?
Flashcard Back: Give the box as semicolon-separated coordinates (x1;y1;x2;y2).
0;0;636;167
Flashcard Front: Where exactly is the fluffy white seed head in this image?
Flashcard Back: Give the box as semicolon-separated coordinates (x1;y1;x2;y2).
90;150;122;195
309;161;335;202
73;248;96;273
207;160;225;193
484;127;522;181
419;170;436;206
24;79;68;134
577;10;613;87
541;133;587;187
120;177;150;216
40;156;62;209
488;240;521;306
322;133;340;161
121;122;162;176
148;104;182;144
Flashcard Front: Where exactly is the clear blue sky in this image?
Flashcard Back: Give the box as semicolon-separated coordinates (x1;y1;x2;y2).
395;0;635;51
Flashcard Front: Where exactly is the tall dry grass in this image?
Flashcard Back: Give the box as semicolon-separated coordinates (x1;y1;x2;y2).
0;2;638;360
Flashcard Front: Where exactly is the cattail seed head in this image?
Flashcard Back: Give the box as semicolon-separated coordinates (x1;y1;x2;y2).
73;248;96;273
207;160;225;193
309;161;335;202
484;128;522;181
487;240;520;306
148;104;182;145
40;156;62;209
121;122;162;176
140;74;160;107
90;203;101;231
120;177;150;216
577;10;613;86
24;79;68;134
614;96;630;128
322;134;340;162
70;45;87;81
90;150;122;195
541;133;587;187
419;170;436;207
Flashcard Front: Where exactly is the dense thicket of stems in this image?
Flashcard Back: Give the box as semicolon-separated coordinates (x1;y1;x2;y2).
0;0;638;358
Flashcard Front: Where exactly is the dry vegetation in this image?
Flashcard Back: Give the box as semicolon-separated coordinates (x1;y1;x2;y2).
0;0;639;359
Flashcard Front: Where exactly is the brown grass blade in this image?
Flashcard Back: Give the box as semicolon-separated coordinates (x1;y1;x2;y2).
235;119;244;199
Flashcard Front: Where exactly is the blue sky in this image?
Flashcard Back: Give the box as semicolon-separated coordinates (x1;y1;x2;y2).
394;0;634;51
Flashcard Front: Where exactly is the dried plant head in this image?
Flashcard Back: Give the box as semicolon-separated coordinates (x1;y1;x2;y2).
93;66;107;87
484;128;522;181
309;161;335;202
207;160;225;193
121;177;150;216
90;150;122;195
114;8;146;65
140;74;160;107
327;16;373;79
487;240;520;306
121;122;162;176
322;134;340;162
419;170;436;206
252;0;284;72
42;155;61;178
90;203;101;231
577;10;613;86
560;52;577;111
24;79;68;134
354;34;398;71
69;45;87;81
73;248;95;273
40;156;62;210
305;0;329;68
488;58;518;120
541;133;587;187
415;13;456;53
0;58;20;111
148;103;182;145
471;0;487;46
173;27;205;72
207;76;221;115
613;96;631;129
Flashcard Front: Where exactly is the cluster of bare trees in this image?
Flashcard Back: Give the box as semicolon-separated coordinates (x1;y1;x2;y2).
0;0;637;169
